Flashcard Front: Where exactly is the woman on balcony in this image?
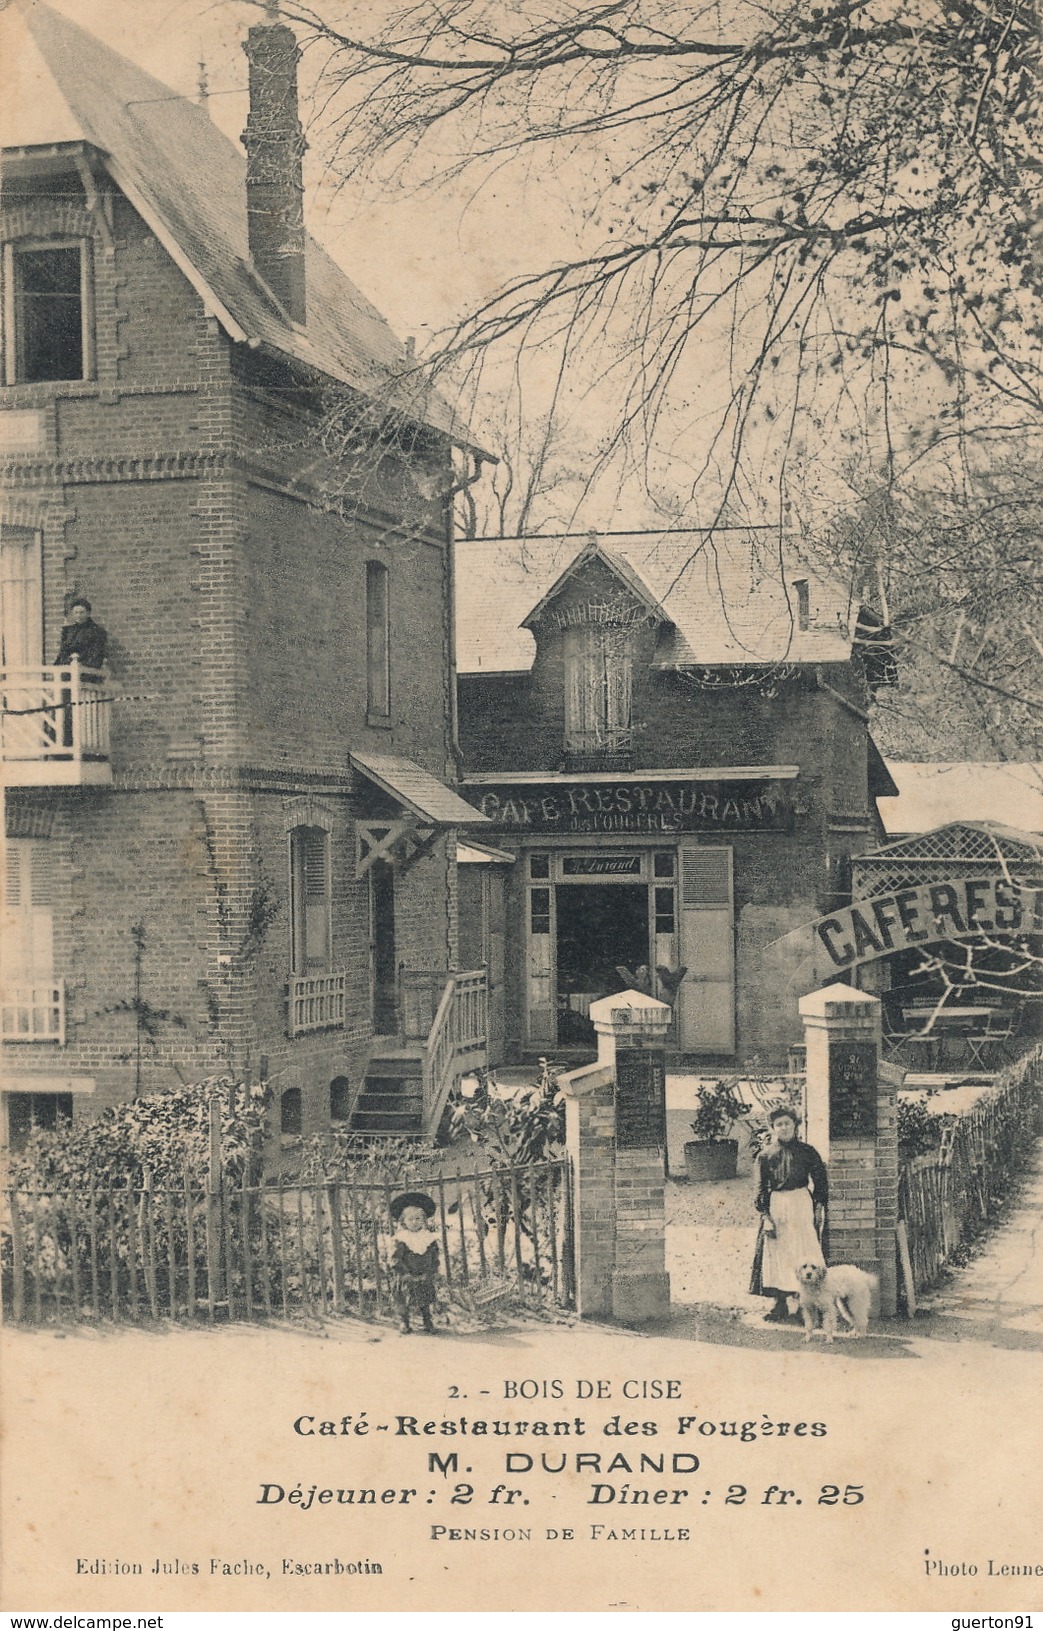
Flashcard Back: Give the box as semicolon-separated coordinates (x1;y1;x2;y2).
54;598;107;668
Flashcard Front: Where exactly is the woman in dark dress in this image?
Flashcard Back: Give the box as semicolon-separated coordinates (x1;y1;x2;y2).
750;1107;828;1321
389;1190;440;1333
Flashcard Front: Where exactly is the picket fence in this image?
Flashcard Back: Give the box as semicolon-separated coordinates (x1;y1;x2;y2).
1;1158;573;1326
898;1047;1042;1296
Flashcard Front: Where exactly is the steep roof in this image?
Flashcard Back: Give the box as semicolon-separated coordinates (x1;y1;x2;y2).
456;530;860;674
0;0;475;447
878;762;1043;837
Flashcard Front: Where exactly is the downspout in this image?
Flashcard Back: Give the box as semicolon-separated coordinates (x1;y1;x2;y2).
442;447;487;978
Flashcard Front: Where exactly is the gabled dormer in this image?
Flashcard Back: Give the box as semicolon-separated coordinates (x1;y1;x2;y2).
521;536;670;772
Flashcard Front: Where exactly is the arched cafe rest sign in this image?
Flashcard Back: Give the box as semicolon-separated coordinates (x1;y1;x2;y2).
462;777;792;833
775;875;1043;984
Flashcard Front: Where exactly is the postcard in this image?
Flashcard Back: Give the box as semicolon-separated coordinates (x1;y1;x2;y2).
2;0;1041;1614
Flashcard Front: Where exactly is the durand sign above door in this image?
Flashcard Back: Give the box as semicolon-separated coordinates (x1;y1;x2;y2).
461;777;794;833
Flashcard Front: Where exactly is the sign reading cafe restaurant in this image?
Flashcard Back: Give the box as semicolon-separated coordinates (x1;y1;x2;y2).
463;777;792;834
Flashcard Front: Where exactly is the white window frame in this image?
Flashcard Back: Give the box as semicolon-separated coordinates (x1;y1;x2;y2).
2;237;95;387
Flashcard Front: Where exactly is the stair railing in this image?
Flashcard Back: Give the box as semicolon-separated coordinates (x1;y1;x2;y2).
421;968;488;1139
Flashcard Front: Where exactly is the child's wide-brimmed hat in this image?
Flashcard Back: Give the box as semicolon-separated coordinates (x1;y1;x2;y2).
389;1190;437;1221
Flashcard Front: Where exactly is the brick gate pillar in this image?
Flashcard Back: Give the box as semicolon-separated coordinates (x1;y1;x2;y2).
559;990;671;1323
798;983;898;1316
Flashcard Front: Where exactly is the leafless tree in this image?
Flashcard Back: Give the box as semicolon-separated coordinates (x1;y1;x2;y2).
238;0;1043;739
246;0;1040;506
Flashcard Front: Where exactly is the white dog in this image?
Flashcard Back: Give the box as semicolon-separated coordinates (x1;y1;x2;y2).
796;1261;877;1341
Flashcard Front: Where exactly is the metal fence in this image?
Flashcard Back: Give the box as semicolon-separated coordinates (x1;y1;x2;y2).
898;1045;1042;1296
2;1158;573;1327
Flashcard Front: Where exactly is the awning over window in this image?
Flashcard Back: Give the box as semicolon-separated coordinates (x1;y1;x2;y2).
350;751;489;878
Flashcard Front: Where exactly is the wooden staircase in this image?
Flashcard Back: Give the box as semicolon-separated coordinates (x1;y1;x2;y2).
351;969;487;1140
350;1052;425;1137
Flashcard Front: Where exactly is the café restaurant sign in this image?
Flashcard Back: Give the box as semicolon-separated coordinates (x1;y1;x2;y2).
777;875;1043;984
463;777;792;834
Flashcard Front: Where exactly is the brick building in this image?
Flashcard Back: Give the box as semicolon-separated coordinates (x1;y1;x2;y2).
1;1;489;1145
455;531;895;1065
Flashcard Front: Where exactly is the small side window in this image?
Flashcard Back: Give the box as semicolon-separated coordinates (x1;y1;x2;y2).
366;560;391;717
280;1087;302;1136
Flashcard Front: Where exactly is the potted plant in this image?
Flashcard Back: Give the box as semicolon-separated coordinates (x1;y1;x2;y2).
684;1079;751;1182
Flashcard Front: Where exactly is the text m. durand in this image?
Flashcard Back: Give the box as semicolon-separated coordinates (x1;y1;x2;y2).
504;1453;700;1475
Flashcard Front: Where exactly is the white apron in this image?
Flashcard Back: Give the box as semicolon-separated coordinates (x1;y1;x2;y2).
760;1186;824;1294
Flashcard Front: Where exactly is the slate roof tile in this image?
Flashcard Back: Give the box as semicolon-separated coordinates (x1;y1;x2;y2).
456;530;859;673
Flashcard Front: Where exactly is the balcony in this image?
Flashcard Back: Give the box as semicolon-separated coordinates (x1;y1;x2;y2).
1;663;112;786
563;726;633;775
1;982;66;1045
288;972;347;1038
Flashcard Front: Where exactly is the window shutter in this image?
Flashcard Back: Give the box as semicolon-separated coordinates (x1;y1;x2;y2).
564;628;587;748
3;841;54;981
676;845;735;1053
30;843;56;906
291;826;331;974
604;630;632;741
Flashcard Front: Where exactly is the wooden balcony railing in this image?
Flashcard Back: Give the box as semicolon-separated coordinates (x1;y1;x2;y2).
1;983;66;1045
288;972;347;1037
1;663;111;786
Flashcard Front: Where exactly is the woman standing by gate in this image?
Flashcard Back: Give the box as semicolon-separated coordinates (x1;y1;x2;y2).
750;1107;828;1321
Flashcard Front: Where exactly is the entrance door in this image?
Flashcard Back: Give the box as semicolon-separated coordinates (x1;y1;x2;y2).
370;859;397;1035
555;882;648;1045
458;865;508;1067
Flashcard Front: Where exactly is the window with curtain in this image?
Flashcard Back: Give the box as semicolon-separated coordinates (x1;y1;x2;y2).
564;623;633;755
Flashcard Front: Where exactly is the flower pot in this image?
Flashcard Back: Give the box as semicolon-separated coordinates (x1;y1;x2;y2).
684;1138;739;1182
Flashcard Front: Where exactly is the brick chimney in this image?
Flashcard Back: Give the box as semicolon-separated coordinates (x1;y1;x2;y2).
241;6;307;324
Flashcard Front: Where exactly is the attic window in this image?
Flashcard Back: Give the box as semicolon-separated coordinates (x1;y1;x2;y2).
3;242;92;385
564;624;633;758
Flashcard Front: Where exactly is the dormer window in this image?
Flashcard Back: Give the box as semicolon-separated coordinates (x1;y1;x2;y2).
2;241;93;385
564;623;633;762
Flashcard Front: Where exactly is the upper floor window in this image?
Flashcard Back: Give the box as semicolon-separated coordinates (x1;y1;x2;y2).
564;623;633;757
366;560;391;719
289;824;331;975
2;241;92;385
1;524;43;667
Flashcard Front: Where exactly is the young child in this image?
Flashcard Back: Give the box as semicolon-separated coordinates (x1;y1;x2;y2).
388;1191;440;1333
